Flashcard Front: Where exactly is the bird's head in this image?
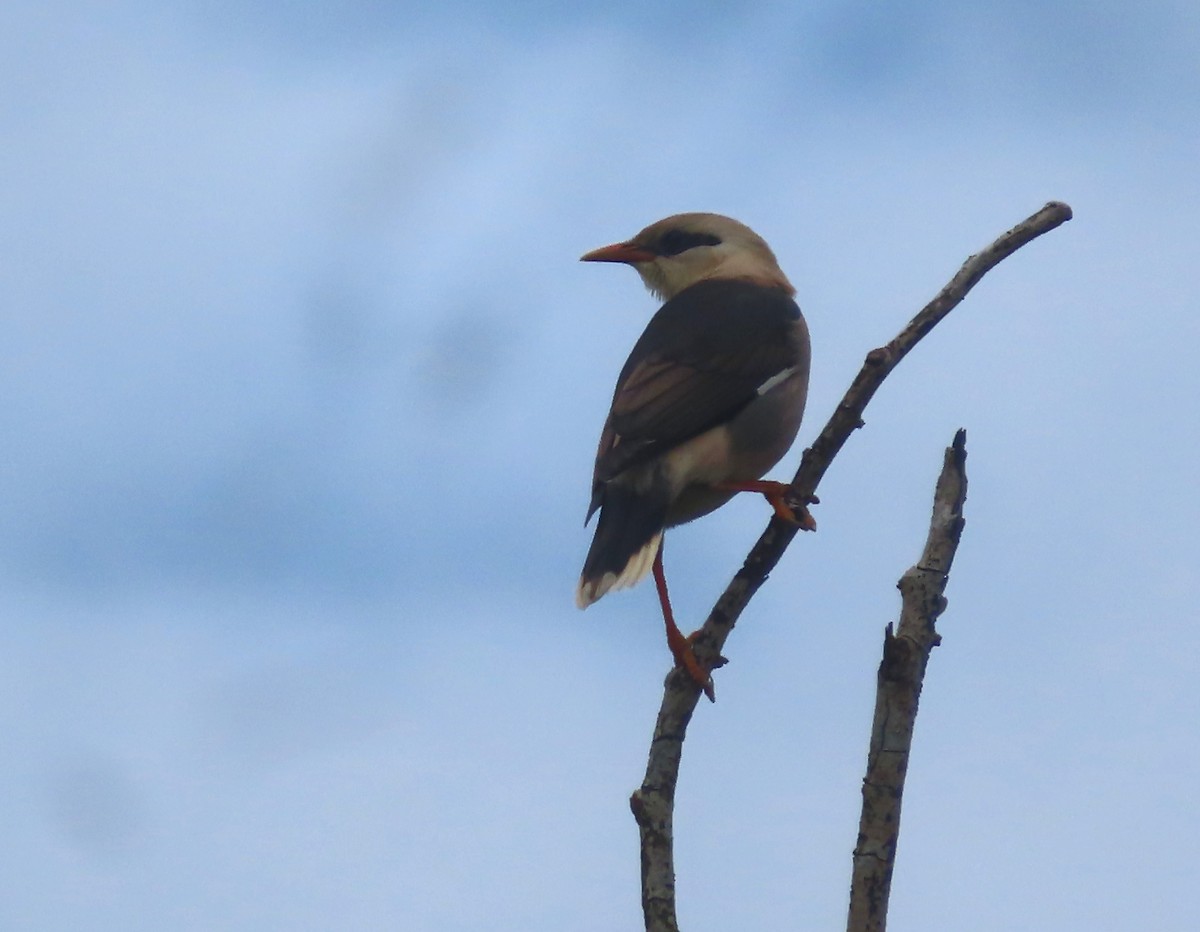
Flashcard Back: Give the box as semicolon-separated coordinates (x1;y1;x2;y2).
580;212;794;301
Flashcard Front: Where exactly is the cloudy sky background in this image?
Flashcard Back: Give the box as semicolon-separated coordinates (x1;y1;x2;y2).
3;1;1198;929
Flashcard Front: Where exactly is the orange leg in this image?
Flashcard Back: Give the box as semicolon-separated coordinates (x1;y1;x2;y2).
716;479;818;531
652;544;715;701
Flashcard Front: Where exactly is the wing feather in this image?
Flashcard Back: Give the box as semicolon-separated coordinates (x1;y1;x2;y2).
587;278;803;518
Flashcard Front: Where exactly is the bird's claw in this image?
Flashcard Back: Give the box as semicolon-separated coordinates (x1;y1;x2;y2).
715;479;818;531
763;485;818;531
667;627;716;701
774;498;818;531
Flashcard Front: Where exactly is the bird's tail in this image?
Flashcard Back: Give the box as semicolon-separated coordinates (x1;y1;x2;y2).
575;484;668;608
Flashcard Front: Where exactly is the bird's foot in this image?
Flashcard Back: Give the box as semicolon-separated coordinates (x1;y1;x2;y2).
665;623;715;701
717;480;818;531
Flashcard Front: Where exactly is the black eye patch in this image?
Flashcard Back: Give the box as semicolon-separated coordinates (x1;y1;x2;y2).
655;229;722;256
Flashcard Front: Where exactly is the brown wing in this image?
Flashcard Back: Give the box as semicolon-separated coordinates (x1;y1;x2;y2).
586;278;803;523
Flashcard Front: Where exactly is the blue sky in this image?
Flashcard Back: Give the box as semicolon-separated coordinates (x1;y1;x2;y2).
2;2;1198;929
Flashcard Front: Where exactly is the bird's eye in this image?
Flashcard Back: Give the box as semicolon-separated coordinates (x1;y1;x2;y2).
657;230;722;257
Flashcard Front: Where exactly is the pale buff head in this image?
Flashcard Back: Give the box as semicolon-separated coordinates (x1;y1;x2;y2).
581;212;794;301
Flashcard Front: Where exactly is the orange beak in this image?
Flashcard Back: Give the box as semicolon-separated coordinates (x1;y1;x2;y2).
580;241;657;264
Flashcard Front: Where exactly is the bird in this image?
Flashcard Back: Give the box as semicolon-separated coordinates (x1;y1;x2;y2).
575;212;812;698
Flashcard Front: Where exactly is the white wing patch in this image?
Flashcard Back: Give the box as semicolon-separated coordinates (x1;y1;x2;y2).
755;365;799;396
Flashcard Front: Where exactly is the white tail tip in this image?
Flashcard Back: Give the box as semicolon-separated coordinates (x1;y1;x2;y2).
575;533;662;609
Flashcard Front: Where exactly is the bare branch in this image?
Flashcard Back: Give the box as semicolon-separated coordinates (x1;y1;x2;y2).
630;202;1072;931
846;429;969;932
